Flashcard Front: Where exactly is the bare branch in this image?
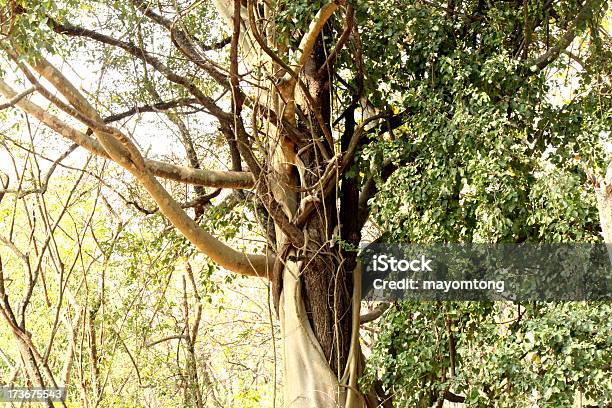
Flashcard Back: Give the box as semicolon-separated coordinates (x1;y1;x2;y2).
0;170;8;204
0;74;271;278
49;18;232;121
0;85;35;109
0;79;255;189
146;334;189;348
0;235;28;262
103;98;201;123
359;303;390;324
17;143;78;198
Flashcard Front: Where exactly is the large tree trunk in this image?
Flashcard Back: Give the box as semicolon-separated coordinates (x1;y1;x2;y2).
271;35;356;408
280;258;347;407
2;0;369;405
273;11;361;405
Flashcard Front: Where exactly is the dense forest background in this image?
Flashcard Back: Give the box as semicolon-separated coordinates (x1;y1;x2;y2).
0;0;610;407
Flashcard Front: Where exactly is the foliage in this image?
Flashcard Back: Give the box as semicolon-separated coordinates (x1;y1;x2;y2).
352;1;611;407
347;0;609;244
363;301;611;407
0;130;278;406
0;0;610;407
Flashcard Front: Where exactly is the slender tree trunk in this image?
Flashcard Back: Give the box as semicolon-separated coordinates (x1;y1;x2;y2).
596;183;612;243
595;183;612;280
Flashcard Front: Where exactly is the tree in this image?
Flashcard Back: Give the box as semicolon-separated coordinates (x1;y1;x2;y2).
0;0;609;407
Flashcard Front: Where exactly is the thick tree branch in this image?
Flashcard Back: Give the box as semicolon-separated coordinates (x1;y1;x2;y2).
26;59;259;278
528;0;604;73
135;170;272;277
20;54;146;174
443;390;466;403
296;0;344;67
359;302;390;324
149;160;253;188
0;75;271;278
0;80;254;189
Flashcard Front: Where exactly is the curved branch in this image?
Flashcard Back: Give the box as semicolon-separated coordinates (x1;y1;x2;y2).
49;18;231;121
134;155;273;278
317;5;354;76
146;334;189;348
528;0;604;73
0;78;271;277
103;98;200;123
130;0;231;89
359;303;390;324
296;0;343;67
0;85;36;109
0;80;254;189
443;390;466;403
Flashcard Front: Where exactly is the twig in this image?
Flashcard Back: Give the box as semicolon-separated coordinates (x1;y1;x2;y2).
0;85;36;109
